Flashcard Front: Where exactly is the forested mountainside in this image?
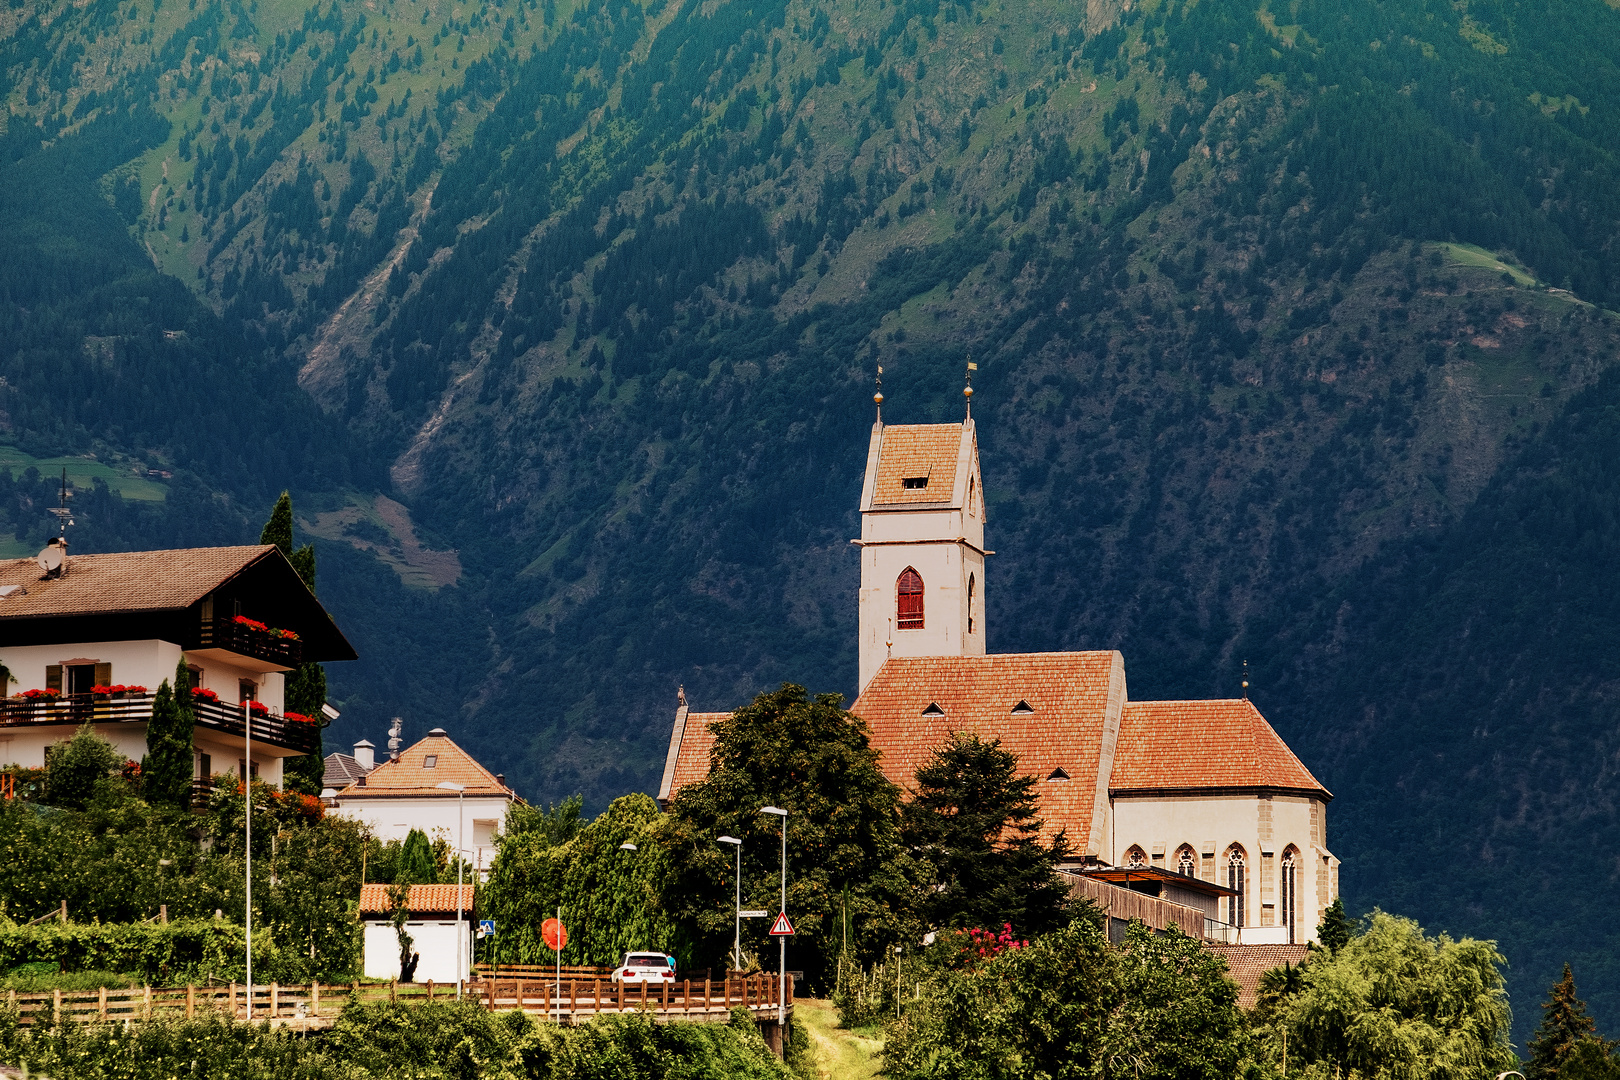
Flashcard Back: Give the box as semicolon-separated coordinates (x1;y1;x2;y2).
5;0;1620;1037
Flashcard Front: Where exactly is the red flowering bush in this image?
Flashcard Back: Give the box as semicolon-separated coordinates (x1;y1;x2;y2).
120;759;142;781
271;788;325;818
91;684;148;696
191;687;219;702
22;688;59;700
956;924;1030;965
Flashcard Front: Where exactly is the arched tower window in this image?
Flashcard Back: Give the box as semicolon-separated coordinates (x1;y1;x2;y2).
1280;846;1299;945
1176;844;1197;878
968;574;976;635
1226;845;1247;928
897;568;925;629
1124;845;1147;868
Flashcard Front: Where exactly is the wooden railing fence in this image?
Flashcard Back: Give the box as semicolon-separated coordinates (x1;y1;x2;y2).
3;973;790;1027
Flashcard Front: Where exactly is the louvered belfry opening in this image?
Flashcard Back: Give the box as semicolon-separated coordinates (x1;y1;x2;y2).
896;567;925;629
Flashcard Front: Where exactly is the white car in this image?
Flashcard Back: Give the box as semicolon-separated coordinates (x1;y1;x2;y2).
611;952;676;985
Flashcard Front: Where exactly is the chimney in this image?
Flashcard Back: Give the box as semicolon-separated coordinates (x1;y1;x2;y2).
496;773;505;789
353;739;375;771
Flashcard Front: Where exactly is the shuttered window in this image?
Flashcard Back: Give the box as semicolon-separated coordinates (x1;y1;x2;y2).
896;568;924;629
45;665;61;693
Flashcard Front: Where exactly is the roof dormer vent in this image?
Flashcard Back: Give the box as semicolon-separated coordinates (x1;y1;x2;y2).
921;702;945;716
902;476;929;490
1011;700;1034;715
1046;768;1070;782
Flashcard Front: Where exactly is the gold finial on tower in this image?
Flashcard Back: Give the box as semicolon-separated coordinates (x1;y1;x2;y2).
964;356;977;418
874;363;885;421
1242;659;1250;702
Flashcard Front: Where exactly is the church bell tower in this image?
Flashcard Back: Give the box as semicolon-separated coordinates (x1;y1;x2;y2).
854;415;987;693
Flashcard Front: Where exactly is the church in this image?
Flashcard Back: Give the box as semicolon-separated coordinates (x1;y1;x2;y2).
660;401;1337;946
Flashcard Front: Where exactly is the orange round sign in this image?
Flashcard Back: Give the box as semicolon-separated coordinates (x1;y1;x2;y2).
542;917;567;952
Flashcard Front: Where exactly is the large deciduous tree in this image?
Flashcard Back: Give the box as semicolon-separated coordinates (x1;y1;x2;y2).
899;732;1071;937
665;684;916;986
1258;911;1515;1080
44;724;122;810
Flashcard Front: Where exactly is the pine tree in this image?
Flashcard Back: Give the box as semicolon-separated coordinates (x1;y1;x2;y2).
1529;965;1601;1080
1316;897;1352;952
141;674;195;811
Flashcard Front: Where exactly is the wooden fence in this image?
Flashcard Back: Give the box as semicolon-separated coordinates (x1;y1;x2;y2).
4;973;791;1029
1066;874;1208;940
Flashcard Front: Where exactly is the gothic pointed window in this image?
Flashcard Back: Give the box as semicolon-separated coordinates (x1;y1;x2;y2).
1281;846;1299;945
968;573;976;635
1125;845;1147;868
1226;845;1247;928
1176;844;1197;878
897;568;924;629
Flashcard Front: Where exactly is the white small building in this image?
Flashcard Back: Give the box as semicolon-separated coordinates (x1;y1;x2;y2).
0;544;355;788
327;729;518;871
359;883;475;984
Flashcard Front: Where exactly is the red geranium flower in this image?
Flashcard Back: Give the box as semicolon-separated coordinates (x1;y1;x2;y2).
22;688;59;699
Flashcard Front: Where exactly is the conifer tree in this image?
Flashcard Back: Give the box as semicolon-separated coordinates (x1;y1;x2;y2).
260;492;329;795
141;672;195;811
1316;897;1352;952
1528;965;1601;1080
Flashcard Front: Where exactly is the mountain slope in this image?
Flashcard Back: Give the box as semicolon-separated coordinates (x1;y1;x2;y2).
6;0;1620;1038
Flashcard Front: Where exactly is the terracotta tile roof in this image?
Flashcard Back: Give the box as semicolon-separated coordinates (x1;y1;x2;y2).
872;424;964;505
665;713;728;797
336;731;516;799
359;883;475;916
1112;699;1329;797
850;652;1127;852
1205;943;1310;1009
0;546;275;618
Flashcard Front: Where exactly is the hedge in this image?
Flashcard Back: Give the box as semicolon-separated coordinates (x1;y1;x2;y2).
0;920;244;984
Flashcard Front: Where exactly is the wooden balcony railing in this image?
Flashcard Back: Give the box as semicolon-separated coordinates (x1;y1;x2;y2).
0;692;319;755
194;616;303;669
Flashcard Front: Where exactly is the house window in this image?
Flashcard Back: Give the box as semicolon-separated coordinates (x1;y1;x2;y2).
239;680;257;704
968;574;976;635
1227;846;1247;928
196;751;211;780
1281;847;1298;945
1176;845;1197;878
1125;846;1147;868
902;476;929;489
66;664;98;696
897;568;924;629
423;755;438;769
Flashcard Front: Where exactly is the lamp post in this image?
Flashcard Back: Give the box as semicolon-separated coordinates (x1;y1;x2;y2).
717;836;742;971
758;806;787;1025
243;698;253;1021
436;781;466;997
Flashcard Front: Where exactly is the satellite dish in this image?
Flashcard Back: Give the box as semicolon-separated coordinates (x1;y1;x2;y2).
36;545;62;573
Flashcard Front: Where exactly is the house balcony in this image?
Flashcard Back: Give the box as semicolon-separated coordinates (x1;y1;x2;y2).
0;691;319;755
191;615;303;671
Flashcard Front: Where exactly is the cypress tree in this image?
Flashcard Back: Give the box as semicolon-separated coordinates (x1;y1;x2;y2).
1528;965;1601;1080
259;493;329;795
142;672;195;811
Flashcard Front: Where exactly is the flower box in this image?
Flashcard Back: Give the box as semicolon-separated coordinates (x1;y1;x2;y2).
191;687;220;703
283;711;316;724
91;684;148;697
21;689;59;700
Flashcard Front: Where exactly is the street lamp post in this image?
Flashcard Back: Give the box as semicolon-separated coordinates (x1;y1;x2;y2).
243;699;253;1021
436;781;467;997
758;806;787;1025
717;836;742;971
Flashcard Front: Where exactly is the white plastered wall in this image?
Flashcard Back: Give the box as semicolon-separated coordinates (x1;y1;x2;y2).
363;918;470;983
1112;792;1336;945
329;795;511;873
0;638;292;785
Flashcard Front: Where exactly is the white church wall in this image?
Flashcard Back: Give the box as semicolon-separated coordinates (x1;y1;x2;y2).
1113;792;1334;944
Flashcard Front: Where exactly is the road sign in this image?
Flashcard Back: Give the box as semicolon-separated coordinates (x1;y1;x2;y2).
768;912;795;936
478;920;496;938
740;910;769;918
542;916;567;951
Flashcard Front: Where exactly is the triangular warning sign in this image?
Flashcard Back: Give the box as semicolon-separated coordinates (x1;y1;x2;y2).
768;912;795;936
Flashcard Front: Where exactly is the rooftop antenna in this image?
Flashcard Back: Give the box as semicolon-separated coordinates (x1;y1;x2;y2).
1242;660;1250;702
38;469;73;579
387;716;403;762
964;356;976;419
874;363;884;422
